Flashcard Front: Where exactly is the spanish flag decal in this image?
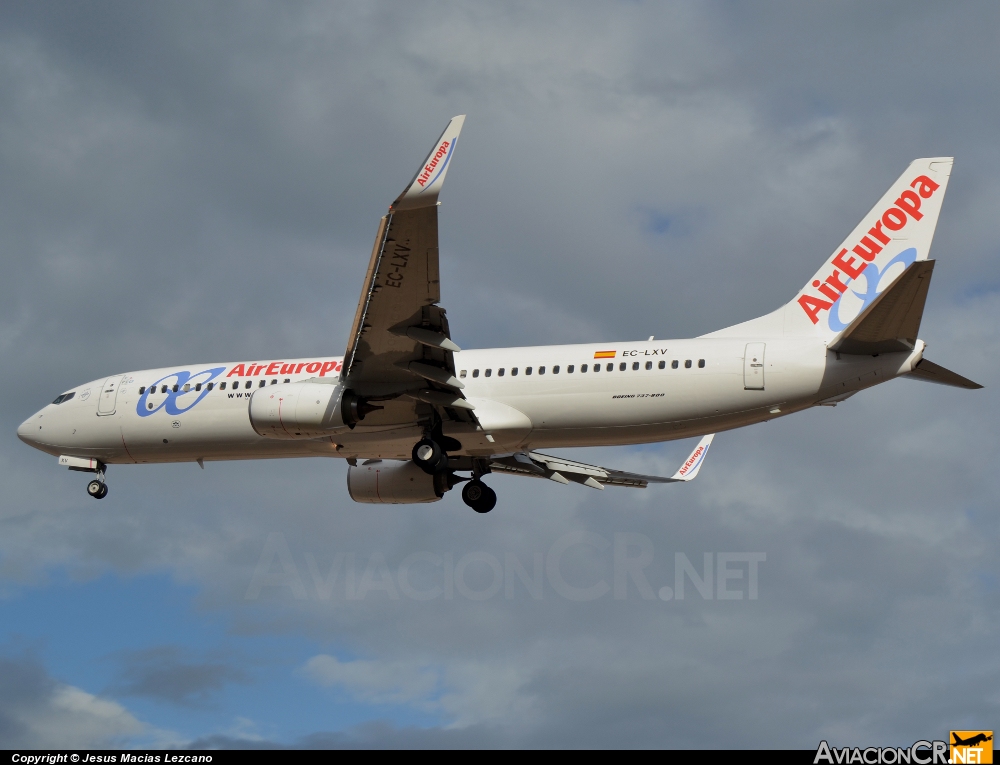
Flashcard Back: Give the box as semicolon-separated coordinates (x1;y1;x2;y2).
594;350;616;359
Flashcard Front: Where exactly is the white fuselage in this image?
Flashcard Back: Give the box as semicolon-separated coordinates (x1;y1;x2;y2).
17;336;920;465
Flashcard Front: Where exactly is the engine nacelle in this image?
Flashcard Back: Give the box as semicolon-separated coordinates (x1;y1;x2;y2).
347;460;448;504
249;381;373;439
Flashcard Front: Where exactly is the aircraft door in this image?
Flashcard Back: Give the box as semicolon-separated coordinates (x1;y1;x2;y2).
743;343;765;390
97;374;126;415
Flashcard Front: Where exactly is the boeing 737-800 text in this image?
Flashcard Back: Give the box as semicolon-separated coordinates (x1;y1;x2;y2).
17;116;982;512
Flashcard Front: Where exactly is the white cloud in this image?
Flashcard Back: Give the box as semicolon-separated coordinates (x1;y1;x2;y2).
302;655;438;707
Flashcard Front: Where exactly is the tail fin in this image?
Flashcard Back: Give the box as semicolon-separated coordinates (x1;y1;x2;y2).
707;158;953;341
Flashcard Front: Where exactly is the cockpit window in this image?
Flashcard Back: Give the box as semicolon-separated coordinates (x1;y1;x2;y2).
51;392;75;405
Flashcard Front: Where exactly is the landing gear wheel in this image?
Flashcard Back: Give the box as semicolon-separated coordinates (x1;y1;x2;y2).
87;480;107;499
412;438;448;474
462;480;497;514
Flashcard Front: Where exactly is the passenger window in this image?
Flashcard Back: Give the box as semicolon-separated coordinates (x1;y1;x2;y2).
245;381;252;389
671;360;679;369
284;378;290;383
139;387;146;395
553;365;559;374
207;383;214;391
195;383;202;391
685;360;692;368
512;367;518;376
698;359;705;368
460;370;467;378
485;369;492;378
183;384;191;392
172;384;179;392
568;365;575;373
580;364;587;372
632;362;639;371
539;366;545;375
472;369;479;378
526;367;533;375
259;380;266;388
606;363;613;372
619;362;626;371
498;368;505;377
594;364;600;373
271;379;277;385
645;361;652;370
220;382;227;390
659;361;665;369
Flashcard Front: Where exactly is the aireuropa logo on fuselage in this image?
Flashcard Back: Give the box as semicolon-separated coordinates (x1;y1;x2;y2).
136;359;342;418
797;174;940;328
137;367;226;417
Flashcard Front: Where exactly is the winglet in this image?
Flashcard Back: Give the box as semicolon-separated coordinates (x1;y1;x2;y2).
670;434;715;481
392;115;466;211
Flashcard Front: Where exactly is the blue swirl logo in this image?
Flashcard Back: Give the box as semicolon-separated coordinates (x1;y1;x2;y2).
136;367;226;417
828;248;917;332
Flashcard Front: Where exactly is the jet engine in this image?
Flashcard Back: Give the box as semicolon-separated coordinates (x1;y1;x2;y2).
347;460;450;504
249;382;378;439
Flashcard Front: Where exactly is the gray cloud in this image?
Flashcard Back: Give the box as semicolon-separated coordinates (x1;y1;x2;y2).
107;646;250;706
1;0;998;749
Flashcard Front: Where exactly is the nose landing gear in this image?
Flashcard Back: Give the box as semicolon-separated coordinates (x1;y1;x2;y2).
85;465;108;500
86;478;108;499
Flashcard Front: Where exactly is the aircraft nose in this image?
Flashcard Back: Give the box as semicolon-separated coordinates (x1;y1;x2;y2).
17;414;39;446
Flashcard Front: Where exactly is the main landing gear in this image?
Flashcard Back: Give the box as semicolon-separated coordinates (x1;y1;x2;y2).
412;437;497;513
462;479;497;514
412;438;449;474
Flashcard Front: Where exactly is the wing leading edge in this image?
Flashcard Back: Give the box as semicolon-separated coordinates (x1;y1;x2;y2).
489;434;716;489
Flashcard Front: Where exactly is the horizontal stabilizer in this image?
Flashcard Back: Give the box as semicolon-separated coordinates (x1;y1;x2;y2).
905;358;983;389
830;260;934;355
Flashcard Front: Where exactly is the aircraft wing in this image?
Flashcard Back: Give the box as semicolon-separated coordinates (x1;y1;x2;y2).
340;116;476;427
488;434;716;489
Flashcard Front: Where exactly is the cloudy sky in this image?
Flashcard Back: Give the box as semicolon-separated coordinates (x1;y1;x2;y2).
1;0;998;749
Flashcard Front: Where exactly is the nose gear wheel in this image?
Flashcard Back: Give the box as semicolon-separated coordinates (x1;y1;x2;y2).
87;480;108;499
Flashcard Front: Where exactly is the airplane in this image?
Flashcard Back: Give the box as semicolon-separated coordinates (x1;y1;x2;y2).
17;116;982;513
952;733;993;747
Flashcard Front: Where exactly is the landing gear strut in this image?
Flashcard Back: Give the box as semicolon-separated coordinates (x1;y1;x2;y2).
462;479;496;514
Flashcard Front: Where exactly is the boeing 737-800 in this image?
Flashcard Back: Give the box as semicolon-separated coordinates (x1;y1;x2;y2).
17;116;982;512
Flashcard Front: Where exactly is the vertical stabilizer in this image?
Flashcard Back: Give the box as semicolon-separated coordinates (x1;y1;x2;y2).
706;158;953;341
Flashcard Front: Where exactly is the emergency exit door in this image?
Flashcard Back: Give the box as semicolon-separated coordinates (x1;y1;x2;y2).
744;343;765;390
